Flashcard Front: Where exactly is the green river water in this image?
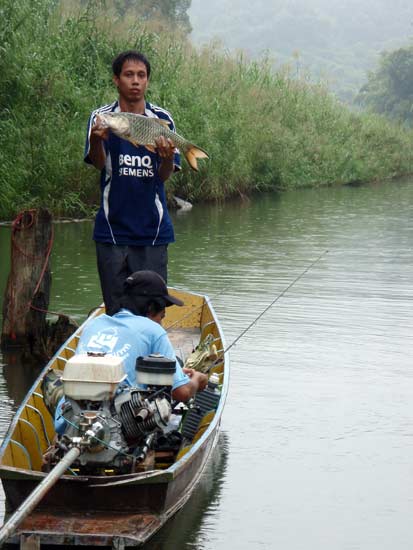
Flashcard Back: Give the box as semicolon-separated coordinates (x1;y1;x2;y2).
1;179;413;549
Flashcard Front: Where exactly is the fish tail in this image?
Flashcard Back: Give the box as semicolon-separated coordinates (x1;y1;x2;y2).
185;146;209;172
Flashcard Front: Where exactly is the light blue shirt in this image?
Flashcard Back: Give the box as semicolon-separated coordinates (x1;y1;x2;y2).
76;309;188;389
55;309;189;432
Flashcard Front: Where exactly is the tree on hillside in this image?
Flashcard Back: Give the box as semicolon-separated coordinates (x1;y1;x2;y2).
357;44;413;124
189;0;413;102
112;0;191;32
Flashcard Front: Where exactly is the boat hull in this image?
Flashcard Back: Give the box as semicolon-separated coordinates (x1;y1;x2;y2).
0;289;228;546
5;425;220;546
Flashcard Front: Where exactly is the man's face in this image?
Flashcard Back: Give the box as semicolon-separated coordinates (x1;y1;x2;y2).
113;59;149;104
148;308;166;325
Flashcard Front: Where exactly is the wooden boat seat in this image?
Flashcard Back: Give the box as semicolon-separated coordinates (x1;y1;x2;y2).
167;327;200;362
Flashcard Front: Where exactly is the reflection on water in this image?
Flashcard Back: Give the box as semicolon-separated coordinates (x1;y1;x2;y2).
144;432;229;550
1;352;42;408
1;179;413;548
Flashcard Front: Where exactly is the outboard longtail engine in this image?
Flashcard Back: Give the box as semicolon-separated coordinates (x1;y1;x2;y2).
43;353;177;475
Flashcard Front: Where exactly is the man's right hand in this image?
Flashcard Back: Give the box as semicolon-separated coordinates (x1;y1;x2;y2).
88;116;108;170
91;115;109;141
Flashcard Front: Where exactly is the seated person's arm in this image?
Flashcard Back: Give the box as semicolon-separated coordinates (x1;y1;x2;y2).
172;368;208;402
153;332;207;402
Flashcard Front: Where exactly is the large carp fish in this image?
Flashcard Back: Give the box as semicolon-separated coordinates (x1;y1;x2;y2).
96;112;209;171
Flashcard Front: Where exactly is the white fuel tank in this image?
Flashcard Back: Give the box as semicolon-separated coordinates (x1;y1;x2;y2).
62;354;126;401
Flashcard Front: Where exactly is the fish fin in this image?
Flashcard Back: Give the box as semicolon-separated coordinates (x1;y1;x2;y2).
144;144;156;153
185;146;209;171
153;118;171;128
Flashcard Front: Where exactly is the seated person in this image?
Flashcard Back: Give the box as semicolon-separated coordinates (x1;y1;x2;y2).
52;270;207;432
76;270;207;400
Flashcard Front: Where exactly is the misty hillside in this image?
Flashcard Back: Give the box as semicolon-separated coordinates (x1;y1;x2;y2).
189;0;413;101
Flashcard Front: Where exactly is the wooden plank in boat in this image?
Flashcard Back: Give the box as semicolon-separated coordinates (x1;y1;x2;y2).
9;510;162;547
167;327;200;361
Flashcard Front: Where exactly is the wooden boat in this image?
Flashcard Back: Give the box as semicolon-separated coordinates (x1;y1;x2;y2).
0;288;228;547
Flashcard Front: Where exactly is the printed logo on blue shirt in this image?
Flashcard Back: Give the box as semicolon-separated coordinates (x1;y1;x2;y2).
119;154;154;177
84;328;131;359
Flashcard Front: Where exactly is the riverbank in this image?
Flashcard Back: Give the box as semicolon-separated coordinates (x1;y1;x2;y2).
2;0;413;220
0;195;192;225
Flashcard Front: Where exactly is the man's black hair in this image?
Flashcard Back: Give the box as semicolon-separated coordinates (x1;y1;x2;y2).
118;295;166;317
112;50;151;78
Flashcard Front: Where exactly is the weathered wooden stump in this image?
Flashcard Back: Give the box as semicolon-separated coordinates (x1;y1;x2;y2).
1;208;53;360
1;208;79;364
46;314;78;357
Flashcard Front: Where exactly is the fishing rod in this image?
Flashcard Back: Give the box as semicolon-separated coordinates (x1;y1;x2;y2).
223;249;329;355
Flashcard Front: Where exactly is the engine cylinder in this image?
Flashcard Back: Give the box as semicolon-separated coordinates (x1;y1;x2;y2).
118;391;171;439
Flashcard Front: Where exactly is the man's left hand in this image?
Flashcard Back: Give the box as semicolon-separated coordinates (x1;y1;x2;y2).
155;136;175;160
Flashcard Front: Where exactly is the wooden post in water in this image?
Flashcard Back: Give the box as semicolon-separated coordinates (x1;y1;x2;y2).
1;208;53;360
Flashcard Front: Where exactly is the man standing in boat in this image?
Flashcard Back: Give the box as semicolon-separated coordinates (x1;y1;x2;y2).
84;50;180;315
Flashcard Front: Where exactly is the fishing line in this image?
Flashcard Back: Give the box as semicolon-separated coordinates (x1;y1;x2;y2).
223;249;329;355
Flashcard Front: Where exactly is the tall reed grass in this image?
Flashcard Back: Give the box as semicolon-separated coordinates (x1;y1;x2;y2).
1;0;412;219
